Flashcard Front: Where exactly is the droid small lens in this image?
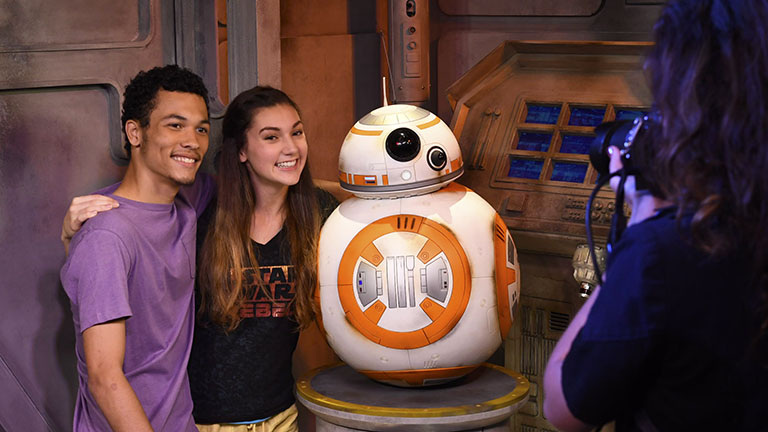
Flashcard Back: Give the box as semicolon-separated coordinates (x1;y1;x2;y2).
428;147;447;171
386;128;421;162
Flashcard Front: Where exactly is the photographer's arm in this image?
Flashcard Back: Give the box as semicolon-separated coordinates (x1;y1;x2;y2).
543;286;601;432
543;148;670;430
61;195;119;254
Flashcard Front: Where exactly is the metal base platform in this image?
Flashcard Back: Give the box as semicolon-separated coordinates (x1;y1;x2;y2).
296;363;530;431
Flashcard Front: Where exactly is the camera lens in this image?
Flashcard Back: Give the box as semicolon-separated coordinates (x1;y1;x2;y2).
590;120;636;179
427;146;447;171
386;128;421;162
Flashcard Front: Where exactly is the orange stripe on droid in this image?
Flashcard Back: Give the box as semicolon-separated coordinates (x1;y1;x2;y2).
416;117;441;130
417;240;442;264
361;243;384;266
364;300;387;325
394;215;423;232
350;127;383;136
419;297;445;322
338;170;348;184
450;157;462;172
494;213;517;339
353;174;380;186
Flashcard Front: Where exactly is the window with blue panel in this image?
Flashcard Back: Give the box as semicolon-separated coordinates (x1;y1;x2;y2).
560;134;593;155
525;104;561;124
517;131;552;152
568;106;606;127
551;162;588;183
615;109;649;121
508;158;544;180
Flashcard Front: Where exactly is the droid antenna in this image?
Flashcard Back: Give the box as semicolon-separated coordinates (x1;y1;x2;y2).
382;76;389;106
378;31;396;104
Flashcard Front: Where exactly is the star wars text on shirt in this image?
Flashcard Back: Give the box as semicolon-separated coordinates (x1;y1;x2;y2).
239;265;296;318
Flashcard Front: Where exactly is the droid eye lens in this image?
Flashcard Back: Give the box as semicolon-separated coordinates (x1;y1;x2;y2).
427;146;447;171
386;128;421;162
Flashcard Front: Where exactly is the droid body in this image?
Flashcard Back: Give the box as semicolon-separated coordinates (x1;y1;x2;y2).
318;104;520;386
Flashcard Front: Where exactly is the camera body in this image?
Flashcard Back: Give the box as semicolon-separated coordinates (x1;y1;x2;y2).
582;112;661;282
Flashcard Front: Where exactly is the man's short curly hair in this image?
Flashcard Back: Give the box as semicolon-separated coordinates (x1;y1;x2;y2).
121;65;210;157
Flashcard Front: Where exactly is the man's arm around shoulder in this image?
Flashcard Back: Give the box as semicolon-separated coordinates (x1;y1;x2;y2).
83;319;154;432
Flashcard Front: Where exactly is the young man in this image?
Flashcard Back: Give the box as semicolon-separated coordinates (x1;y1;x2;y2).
60;65;214;431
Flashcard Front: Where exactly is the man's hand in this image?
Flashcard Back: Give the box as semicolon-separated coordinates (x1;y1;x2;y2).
83;320;154;432
62;195;119;254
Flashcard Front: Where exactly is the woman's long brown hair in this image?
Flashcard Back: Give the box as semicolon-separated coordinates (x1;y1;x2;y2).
646;0;768;352
198;86;322;331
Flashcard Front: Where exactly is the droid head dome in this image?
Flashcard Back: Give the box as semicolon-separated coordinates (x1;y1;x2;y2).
338;104;464;199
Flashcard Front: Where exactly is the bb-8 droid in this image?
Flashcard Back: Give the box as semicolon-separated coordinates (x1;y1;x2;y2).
318;104;520;387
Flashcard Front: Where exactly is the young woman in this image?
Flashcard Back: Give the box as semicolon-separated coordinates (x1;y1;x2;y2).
543;1;768;430
189;87;337;431
62;87;338;431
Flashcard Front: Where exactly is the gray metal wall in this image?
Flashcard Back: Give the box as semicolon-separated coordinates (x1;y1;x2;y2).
0;1;172;430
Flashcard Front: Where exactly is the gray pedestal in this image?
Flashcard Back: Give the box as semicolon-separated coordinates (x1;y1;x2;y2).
296;363;529;431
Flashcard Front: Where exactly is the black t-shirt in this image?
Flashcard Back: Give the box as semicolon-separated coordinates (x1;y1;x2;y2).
561;207;768;431
189;188;338;424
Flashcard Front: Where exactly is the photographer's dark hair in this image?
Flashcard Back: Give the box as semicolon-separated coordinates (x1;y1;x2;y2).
121;64;210;157
646;0;768;352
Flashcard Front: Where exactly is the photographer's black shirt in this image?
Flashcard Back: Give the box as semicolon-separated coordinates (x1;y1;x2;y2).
562;208;768;431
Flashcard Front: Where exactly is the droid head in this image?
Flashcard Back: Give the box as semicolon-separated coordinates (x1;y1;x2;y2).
338;104;464;199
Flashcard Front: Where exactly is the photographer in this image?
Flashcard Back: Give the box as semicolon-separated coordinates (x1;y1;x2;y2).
543;0;768;430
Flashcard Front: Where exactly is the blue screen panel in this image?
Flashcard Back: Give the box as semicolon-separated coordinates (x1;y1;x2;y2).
508;158;544;180
525;104;561;124
517;131;552;152
568;107;606;126
560;134;593;155
615;109;649;121
551;162;588;183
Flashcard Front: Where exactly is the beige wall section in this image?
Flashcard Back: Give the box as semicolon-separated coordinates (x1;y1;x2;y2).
280;0;381;183
282;34;360;182
281;0;350;37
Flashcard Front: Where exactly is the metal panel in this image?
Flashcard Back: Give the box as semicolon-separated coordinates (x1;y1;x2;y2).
438;0;603;16
0;1;169;429
389;0;430;103
0;85;124;431
228;0;281;95
0;0;151;51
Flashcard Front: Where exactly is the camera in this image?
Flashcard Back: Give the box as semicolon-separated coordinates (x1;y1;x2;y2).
581;112;660;287
589;113;660;190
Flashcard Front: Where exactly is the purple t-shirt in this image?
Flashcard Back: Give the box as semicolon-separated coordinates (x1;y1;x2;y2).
60;174;214;432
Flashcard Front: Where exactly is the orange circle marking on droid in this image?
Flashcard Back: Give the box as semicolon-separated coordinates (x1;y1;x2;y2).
337;215;471;349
